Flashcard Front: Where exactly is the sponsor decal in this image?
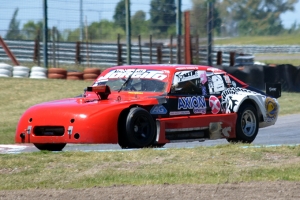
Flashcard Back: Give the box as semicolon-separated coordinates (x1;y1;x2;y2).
221;87;260;113
173;70;206;84
170;111;190;116
150;105;168;115
265;97;278;121
209;96;221;114
175;70;198;82
97;69;168;82
222;126;231;137
208;75;225;94
268;87;277;92
178;96;206;114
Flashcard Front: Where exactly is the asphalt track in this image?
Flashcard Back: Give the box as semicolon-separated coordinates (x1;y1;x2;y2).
1;114;299;154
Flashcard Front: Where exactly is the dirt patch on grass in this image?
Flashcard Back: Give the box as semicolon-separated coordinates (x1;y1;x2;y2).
1;181;300;200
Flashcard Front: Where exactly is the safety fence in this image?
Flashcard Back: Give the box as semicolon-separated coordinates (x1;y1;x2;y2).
0;39;251;68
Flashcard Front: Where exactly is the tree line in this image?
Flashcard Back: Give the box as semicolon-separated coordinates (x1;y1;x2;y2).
5;0;300;42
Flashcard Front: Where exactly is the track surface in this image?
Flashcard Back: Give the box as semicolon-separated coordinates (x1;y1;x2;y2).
1;114;299;154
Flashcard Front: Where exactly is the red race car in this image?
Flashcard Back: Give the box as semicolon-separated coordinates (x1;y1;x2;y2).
15;65;281;151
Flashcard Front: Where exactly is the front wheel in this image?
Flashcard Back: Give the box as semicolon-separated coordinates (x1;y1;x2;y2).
125;107;156;148
227;104;258;143
34;143;66;151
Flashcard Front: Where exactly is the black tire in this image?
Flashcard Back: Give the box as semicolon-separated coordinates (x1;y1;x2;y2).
118;110;131;149
125;107;156;148
227;104;258;143
34;143;66;151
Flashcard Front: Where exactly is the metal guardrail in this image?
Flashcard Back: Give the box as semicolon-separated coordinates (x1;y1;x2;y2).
2;39;288;67
214;45;300;54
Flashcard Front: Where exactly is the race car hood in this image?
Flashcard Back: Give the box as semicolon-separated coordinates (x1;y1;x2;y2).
19;92;164;122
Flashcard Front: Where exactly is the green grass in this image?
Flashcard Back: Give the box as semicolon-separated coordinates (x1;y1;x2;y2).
0;145;300;189
214;35;300;45
0;77;299;144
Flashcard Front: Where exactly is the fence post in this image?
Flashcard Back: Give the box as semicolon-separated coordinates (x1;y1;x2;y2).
217;51;222;65
230;52;235;66
176;0;182;64
184;11;191;64
52;27;56;68
207;1;214;66
169;35;173;64
34;30;41;66
195;34;199;64
157;46;162;64
117;34;122;66
75;41;81;64
149;35;152;64
138;35;143;64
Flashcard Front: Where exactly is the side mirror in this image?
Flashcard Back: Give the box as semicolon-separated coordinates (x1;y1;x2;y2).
86;85;111;100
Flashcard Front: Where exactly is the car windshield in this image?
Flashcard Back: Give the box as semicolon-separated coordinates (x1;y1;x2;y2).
93;69;169;92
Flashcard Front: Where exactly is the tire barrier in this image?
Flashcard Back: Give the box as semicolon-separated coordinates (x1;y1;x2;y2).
47;68;67;79
0;63;13;77
67;72;84;80
30;66;48;79
83;68;101;81
223;64;300;92
13;66;30;78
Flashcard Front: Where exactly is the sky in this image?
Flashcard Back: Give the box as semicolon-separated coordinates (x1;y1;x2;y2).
0;0;300;36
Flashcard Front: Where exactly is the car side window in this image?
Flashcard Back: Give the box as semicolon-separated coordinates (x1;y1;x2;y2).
207;73;229;95
170;70;207;95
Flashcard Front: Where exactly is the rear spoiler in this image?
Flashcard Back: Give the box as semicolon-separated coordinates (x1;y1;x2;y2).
265;83;281;98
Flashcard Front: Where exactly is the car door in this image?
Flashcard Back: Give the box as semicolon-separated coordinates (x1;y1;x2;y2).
165;70;210;116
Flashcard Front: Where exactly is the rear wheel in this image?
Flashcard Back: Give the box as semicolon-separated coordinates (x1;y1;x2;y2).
125;107;156;148
227;104;258;143
34;143;66;151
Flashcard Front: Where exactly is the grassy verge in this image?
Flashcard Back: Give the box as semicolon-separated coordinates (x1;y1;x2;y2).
0;77;300;144
214;35;300;45
1;145;300;190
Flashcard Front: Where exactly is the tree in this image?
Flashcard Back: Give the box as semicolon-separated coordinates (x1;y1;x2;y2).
22;21;43;40
218;0;299;36
190;1;222;36
5;8;23;40
149;0;176;35
113;0;126;31
131;10;149;37
88;20;125;41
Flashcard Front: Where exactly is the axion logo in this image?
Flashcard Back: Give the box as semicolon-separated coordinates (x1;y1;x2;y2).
209;95;221;114
178;96;206;110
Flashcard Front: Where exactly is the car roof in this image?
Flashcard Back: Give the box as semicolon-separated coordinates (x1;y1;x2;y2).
108;64;224;73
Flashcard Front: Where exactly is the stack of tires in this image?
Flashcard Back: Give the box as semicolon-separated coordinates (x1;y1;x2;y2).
0;63;13;77
83;68;101;81
67;71;84;80
30;66;48;79
13;66;30;78
47;68;67;79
